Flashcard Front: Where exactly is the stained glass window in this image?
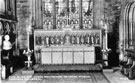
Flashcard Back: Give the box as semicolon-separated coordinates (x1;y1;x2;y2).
69;0;80;29
0;0;5;14
56;0;67;29
42;0;93;30
42;0;53;30
82;0;93;29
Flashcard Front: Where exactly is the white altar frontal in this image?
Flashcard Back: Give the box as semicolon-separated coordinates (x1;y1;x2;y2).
41;46;95;64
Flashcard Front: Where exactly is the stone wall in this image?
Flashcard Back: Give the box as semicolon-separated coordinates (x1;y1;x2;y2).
16;0;33;49
119;0;135;48
16;0;105;49
93;0;104;28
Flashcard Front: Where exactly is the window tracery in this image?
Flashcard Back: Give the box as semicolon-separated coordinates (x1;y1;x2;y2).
42;0;93;30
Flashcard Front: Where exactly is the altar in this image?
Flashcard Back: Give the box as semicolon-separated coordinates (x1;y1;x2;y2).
34;29;102;65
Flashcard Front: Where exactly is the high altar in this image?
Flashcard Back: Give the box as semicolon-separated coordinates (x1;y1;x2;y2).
33;0;104;65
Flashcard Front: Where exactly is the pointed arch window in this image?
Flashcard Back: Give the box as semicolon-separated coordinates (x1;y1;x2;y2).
42;0;94;30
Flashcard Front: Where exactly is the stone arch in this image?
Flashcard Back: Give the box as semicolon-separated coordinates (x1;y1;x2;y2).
11;23;16;34
119;1;135;61
0;21;4;35
123;1;135;48
5;22;10;34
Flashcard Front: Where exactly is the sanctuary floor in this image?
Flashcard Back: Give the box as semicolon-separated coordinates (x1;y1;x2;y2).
1;67;135;83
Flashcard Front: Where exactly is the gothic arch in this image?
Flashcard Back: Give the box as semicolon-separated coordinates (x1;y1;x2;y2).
5;22;10;34
0;21;4;35
119;1;135;61
123;1;135;48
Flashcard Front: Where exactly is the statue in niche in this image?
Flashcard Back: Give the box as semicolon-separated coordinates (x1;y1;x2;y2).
70;20;75;29
83;20;88;29
48;21;53;29
71;35;76;44
57;20;61;29
76;34;80;44
58;36;61;45
65;34;70;45
54;35;56;45
85;34;89;44
74;35;77;44
61;20;65;29
88;20;92;29
87;34;91;45
95;34;100;45
50;36;55;45
41;37;44;45
43;21;48;30
45;36;47;46
80;34;85;45
0;24;3;35
60;35;64;45
44;36;46;46
55;35;60;45
74;20;79;29
5;24;10;34
90;34;95;45
89;35;92;45
46;36;49;46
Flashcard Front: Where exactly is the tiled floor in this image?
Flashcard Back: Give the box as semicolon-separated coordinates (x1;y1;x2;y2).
26;72;109;83
1;68;32;83
104;69;135;83
1;68;135;83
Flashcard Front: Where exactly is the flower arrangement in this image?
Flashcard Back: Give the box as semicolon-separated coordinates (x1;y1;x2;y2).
23;49;34;69
102;48;111;55
23;49;33;61
23;49;33;55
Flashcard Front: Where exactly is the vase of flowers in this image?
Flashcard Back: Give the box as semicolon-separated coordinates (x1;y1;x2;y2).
23;49;33;69
102;48;111;67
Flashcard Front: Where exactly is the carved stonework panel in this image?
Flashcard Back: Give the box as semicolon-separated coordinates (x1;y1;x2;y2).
34;29;101;48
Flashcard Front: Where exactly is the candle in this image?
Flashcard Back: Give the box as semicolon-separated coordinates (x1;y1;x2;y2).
27;25;31;49
27;31;29;49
